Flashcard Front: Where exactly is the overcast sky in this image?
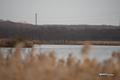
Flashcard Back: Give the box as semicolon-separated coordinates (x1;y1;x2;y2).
0;0;120;25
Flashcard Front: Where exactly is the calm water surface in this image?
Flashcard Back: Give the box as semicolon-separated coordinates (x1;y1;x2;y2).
1;44;120;62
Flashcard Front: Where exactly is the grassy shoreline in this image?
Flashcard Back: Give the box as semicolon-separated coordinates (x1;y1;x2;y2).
0;38;33;47
0;39;120;47
32;40;120;45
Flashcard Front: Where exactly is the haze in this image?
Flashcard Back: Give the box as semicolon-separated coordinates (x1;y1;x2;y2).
0;0;120;26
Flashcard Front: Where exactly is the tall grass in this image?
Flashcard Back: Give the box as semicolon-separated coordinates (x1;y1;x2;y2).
0;43;120;80
33;40;120;45
0;37;33;47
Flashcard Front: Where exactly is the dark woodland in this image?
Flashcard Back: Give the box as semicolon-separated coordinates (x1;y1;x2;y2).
0;20;120;41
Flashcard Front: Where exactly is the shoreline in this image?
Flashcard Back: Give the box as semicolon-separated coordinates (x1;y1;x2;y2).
32;40;120;46
0;39;120;47
34;44;120;46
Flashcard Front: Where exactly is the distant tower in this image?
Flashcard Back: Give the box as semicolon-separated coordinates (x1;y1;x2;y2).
119;15;120;27
119;18;120;27
35;13;37;25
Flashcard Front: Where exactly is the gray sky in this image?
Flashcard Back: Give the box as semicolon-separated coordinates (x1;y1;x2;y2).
0;0;120;25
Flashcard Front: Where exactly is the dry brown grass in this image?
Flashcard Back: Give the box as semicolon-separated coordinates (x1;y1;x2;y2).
0;38;33;47
81;42;91;55
0;43;120;80
32;40;120;45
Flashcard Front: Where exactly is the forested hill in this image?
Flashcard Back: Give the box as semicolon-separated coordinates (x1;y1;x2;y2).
0;20;120;41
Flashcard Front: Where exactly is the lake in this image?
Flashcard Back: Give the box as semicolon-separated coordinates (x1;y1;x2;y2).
1;44;120;62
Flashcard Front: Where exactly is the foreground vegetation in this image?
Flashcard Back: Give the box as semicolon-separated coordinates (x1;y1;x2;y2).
33;40;120;45
0;43;120;80
0;37;33;47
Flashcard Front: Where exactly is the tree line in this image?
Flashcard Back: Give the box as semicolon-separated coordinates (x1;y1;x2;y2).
0;20;120;41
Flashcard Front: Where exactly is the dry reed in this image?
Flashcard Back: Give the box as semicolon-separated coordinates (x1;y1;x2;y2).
0;43;120;80
32;40;120;45
81;42;91;55
0;39;33;47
